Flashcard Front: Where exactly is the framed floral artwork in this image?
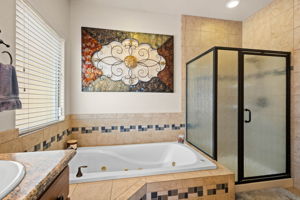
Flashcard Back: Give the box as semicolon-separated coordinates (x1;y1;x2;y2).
81;27;174;92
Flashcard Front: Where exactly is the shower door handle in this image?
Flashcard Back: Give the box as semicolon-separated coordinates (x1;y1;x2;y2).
244;109;251;123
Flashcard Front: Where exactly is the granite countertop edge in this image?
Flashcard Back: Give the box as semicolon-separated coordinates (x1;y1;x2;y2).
27;150;76;200
3;150;76;200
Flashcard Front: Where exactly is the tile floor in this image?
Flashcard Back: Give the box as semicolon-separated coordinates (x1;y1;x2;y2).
236;187;300;200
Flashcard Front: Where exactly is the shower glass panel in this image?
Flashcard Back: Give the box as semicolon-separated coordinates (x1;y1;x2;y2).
186;51;214;157
217;50;238;181
243;54;287;178
186;47;290;184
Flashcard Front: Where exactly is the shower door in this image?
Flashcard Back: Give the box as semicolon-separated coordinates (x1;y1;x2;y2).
239;52;290;182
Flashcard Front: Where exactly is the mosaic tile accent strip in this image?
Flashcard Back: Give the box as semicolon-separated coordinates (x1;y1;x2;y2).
34;143;41;151
147;183;228;200
72;123;186;134
139;194;146;200
43;138;52;150
33;128;73;151
28;122;184;152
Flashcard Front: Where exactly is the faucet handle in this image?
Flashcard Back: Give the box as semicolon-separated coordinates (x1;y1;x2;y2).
76;165;88;177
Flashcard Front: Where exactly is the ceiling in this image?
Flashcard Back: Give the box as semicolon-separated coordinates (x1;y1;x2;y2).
82;0;273;21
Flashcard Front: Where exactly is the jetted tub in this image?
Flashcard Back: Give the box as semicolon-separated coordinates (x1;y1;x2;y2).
69;142;217;183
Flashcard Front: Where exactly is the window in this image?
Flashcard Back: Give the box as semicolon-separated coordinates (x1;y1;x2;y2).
16;0;65;133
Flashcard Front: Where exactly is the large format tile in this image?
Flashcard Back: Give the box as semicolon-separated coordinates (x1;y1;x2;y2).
0;129;18;144
70;180;113;200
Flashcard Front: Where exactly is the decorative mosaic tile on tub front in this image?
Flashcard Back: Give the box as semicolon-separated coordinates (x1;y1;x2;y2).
146;183;228;200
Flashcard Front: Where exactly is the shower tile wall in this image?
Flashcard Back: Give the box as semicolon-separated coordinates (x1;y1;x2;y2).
242;0;300;188
242;0;294;52
181;15;242;176
181;15;242;122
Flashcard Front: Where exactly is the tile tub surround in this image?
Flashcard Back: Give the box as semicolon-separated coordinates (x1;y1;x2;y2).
70;113;185;146
0;113;185;153
0;150;76;200
0;117;72;154
69;143;235;200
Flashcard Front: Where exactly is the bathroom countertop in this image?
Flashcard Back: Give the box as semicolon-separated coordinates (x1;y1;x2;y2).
0;150;76;200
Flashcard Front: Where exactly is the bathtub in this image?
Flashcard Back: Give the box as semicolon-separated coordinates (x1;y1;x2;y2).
69;142;217;183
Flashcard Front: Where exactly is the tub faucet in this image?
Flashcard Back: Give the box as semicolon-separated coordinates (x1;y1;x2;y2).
76;165;88;177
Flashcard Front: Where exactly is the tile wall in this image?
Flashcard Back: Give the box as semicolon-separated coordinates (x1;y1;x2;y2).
0;113;185;153
242;0;300;188
181;15;242;121
0;116;72;153
293;0;300;188
70;113;185;146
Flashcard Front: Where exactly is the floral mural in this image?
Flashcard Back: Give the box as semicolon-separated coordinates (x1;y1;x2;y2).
82;27;174;92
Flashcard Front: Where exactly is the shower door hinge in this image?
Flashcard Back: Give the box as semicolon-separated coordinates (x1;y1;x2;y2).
290;66;294;70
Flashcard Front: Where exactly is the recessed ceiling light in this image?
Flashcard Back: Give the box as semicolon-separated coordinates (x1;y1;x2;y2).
226;0;240;8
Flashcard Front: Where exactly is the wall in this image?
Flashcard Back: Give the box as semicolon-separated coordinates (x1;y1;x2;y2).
182;15;242;62
0;0;71;152
0;0;17;131
68;0;184;145
181;15;242;113
70;0;181;115
242;0;300;188
26;0;71;116
242;0;293;51
0;117;72;153
0;0;71;132
292;0;300;189
181;15;242;180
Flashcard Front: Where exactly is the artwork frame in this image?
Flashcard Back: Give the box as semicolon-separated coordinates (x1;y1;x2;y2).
81;27;174;93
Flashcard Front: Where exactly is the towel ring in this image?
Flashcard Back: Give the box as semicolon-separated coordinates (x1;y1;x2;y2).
2;51;13;65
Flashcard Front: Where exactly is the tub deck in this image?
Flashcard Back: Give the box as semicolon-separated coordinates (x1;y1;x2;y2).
69;143;235;200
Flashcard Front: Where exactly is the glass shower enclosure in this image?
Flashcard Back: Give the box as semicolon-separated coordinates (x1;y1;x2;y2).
186;47;291;184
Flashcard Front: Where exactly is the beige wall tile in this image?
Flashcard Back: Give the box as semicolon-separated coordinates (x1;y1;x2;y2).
70;181;112;200
0;129;18;144
228;34;242;48
291;72;300;95
0;138;24;153
111;178;143;199
200;17;219;32
295;50;300;68
20;130;44;151
77;133;98;147
295;27;300;50
295;3;300;28
69;184;77;197
270;0;294;17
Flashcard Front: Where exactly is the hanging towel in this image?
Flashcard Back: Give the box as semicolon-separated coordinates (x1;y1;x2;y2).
0;63;22;112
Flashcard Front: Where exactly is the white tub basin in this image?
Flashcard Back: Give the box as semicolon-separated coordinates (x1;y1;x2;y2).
70;142;217;183
0;160;25;199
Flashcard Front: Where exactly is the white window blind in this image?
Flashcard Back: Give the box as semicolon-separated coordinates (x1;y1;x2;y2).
16;0;65;133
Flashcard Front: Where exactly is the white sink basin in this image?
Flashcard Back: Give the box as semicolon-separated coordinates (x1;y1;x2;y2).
0;160;25;199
